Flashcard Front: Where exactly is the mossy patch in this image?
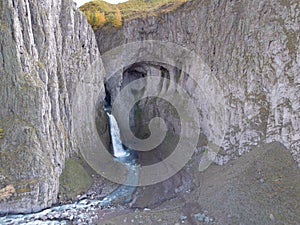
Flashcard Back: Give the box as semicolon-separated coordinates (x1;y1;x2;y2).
59;158;93;201
0;0;2;20
0;128;4;139
15;185;31;194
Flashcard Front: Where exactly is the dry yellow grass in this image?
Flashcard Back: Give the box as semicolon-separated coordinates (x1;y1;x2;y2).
0;185;15;202
80;0;188;29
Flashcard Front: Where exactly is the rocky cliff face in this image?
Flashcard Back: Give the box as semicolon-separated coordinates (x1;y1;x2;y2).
0;0;298;216
0;0;105;213
96;0;300;166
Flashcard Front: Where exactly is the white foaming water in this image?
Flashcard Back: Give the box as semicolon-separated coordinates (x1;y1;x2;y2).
0;165;138;224
107;113;129;158
0;111;137;224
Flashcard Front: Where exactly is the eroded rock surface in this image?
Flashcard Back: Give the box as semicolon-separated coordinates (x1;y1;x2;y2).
96;0;300;166
0;0;104;213
0;0;299;216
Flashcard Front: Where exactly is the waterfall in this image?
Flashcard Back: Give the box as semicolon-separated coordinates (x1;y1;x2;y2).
107;112;129;158
0;108;138;224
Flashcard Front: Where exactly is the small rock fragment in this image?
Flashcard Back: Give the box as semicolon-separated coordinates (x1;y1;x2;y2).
194;213;205;221
180;215;187;223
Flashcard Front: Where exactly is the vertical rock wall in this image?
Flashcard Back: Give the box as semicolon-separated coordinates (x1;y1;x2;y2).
0;0;104;213
96;0;299;166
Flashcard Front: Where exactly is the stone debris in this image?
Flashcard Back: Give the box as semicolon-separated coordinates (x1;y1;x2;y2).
194;213;214;223
180;215;187;223
0;198;105;225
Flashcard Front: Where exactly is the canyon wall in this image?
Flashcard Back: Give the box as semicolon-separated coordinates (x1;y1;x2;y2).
0;0;298;215
96;0;300;166
0;0;105;213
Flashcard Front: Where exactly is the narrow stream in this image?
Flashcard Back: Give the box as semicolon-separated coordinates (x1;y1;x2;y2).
0;108;138;224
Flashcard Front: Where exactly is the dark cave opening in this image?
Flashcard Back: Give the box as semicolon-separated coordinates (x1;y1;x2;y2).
102;62;184;166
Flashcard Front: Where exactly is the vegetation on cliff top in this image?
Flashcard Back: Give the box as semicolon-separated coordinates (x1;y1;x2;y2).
79;0;188;30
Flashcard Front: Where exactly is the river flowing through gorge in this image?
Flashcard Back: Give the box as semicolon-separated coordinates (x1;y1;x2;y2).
0;108;138;225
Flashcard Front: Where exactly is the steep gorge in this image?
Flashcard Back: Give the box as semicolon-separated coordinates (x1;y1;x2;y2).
0;0;299;217
96;0;300;167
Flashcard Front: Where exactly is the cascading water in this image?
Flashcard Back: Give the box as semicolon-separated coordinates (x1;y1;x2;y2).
0;104;138;224
107;112;129;158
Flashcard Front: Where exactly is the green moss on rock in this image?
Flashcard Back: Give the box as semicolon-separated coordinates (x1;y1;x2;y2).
0;128;4;139
0;0;2;20
15;185;31;194
59;158;93;200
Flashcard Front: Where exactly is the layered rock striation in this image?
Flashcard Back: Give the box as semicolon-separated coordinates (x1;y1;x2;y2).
0;0;299;215
0;0;104;213
96;0;300;166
